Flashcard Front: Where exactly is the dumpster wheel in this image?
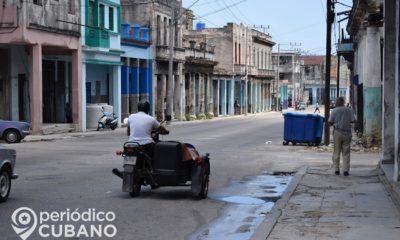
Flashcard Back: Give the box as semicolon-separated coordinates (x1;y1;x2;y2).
282;141;289;145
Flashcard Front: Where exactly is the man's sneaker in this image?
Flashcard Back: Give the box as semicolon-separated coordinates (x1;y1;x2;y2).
343;171;349;176
335;170;340;175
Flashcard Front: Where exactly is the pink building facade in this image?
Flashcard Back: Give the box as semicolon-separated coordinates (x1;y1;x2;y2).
0;0;82;133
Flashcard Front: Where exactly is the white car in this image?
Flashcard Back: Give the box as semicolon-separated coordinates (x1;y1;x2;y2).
0;145;18;202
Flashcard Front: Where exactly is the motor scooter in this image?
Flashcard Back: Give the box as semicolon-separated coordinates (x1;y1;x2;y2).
112;128;210;198
97;107;118;131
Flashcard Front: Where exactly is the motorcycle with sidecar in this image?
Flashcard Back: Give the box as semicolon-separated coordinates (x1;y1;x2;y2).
112;130;210;198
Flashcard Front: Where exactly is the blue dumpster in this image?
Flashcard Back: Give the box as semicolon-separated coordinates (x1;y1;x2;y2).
283;112;324;145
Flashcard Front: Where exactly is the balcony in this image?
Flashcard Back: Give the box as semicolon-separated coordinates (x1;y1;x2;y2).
155;46;185;62
86;28;110;48
234;64;246;76
257;69;275;78
121;23;150;45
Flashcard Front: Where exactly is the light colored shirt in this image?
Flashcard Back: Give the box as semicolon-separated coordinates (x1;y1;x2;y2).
127;112;160;145
329;106;355;133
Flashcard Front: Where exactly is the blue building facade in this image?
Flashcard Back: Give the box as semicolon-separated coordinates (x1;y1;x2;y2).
120;23;153;117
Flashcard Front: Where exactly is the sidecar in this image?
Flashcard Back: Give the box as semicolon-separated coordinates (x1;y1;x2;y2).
116;141;210;199
152;141;210;198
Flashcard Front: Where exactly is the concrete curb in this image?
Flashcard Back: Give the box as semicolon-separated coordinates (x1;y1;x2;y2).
378;161;400;211
251;166;308;240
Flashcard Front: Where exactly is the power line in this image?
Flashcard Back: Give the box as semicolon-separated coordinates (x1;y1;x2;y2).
195;0;249;19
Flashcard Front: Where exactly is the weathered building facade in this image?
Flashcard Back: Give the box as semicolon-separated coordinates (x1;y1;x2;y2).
120;0;184;120
120;23;152;119
0;0;82;133
300;55;350;106
81;0;122;130
190;23;275;116
272;52;301;109
346;0;383;145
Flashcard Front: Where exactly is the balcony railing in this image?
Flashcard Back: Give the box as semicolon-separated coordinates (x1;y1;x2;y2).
257;69;275;78
156;46;185;61
86;28;110;48
121;23;150;43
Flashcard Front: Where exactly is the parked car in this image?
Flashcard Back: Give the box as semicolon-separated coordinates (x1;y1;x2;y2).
0;119;30;143
0;145;18;202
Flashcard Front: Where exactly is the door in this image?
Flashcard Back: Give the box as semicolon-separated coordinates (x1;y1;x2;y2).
0;49;9;119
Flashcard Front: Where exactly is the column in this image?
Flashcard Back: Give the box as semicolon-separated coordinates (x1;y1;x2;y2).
71;48;82;131
190;73;195;116
220;79;227;115
81;63;87;131
121;58;130;119
207;75;213;114
363;26;382;145
131;60;140;113
174;73;181;120
162;74;167;120
152;74;158;117
214;79;219;116
113;65;122;127
30;44;42;133
382;0;396;163
199;73;205;114
180;73;185;120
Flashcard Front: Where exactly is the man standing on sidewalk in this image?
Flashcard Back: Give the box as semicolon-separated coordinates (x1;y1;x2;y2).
328;97;356;176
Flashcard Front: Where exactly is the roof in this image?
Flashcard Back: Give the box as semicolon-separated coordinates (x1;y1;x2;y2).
301;56;325;65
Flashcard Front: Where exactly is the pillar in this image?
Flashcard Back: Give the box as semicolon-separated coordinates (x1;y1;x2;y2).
199;73;205;114
82;63;87;131
113;65;122;127
207;75;213;114
30;44;42;133
162;74;167;120
131;60;140;113
220;79;227;116
189;73;195;116
363;26;382;145
121;58;130;119
382;0;396;163
214;79;219;116
174;73;181;120
72;48;82;131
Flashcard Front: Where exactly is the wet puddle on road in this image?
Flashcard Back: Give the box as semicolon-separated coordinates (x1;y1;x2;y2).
190;172;293;240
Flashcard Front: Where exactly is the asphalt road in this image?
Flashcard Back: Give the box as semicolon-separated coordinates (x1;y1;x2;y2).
0;112;379;240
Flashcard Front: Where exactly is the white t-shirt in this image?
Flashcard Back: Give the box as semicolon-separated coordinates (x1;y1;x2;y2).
127;112;160;145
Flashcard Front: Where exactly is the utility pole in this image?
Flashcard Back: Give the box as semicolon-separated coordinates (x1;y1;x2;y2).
276;44;280;111
324;0;334;146
166;9;178;122
244;27;249;115
336;54;340;99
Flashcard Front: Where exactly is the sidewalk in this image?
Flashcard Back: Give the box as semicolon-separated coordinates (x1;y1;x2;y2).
253;166;400;240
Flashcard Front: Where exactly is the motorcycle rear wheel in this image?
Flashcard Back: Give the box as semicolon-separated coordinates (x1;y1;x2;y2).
129;171;142;197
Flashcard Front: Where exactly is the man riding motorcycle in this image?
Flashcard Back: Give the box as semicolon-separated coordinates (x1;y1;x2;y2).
127;101;169;159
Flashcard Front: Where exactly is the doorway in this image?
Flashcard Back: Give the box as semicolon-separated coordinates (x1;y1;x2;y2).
0;49;10;119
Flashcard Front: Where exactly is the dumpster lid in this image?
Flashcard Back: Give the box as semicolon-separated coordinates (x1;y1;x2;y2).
282;112;324;118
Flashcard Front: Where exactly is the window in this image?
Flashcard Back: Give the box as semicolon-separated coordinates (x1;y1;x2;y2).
68;0;75;14
109;7;114;31
33;0;42;5
99;4;105;29
88;1;94;27
156;15;161;45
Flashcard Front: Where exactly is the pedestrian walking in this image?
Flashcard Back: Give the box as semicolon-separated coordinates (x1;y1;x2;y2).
314;102;320;113
234;99;240;115
328;97;356;176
